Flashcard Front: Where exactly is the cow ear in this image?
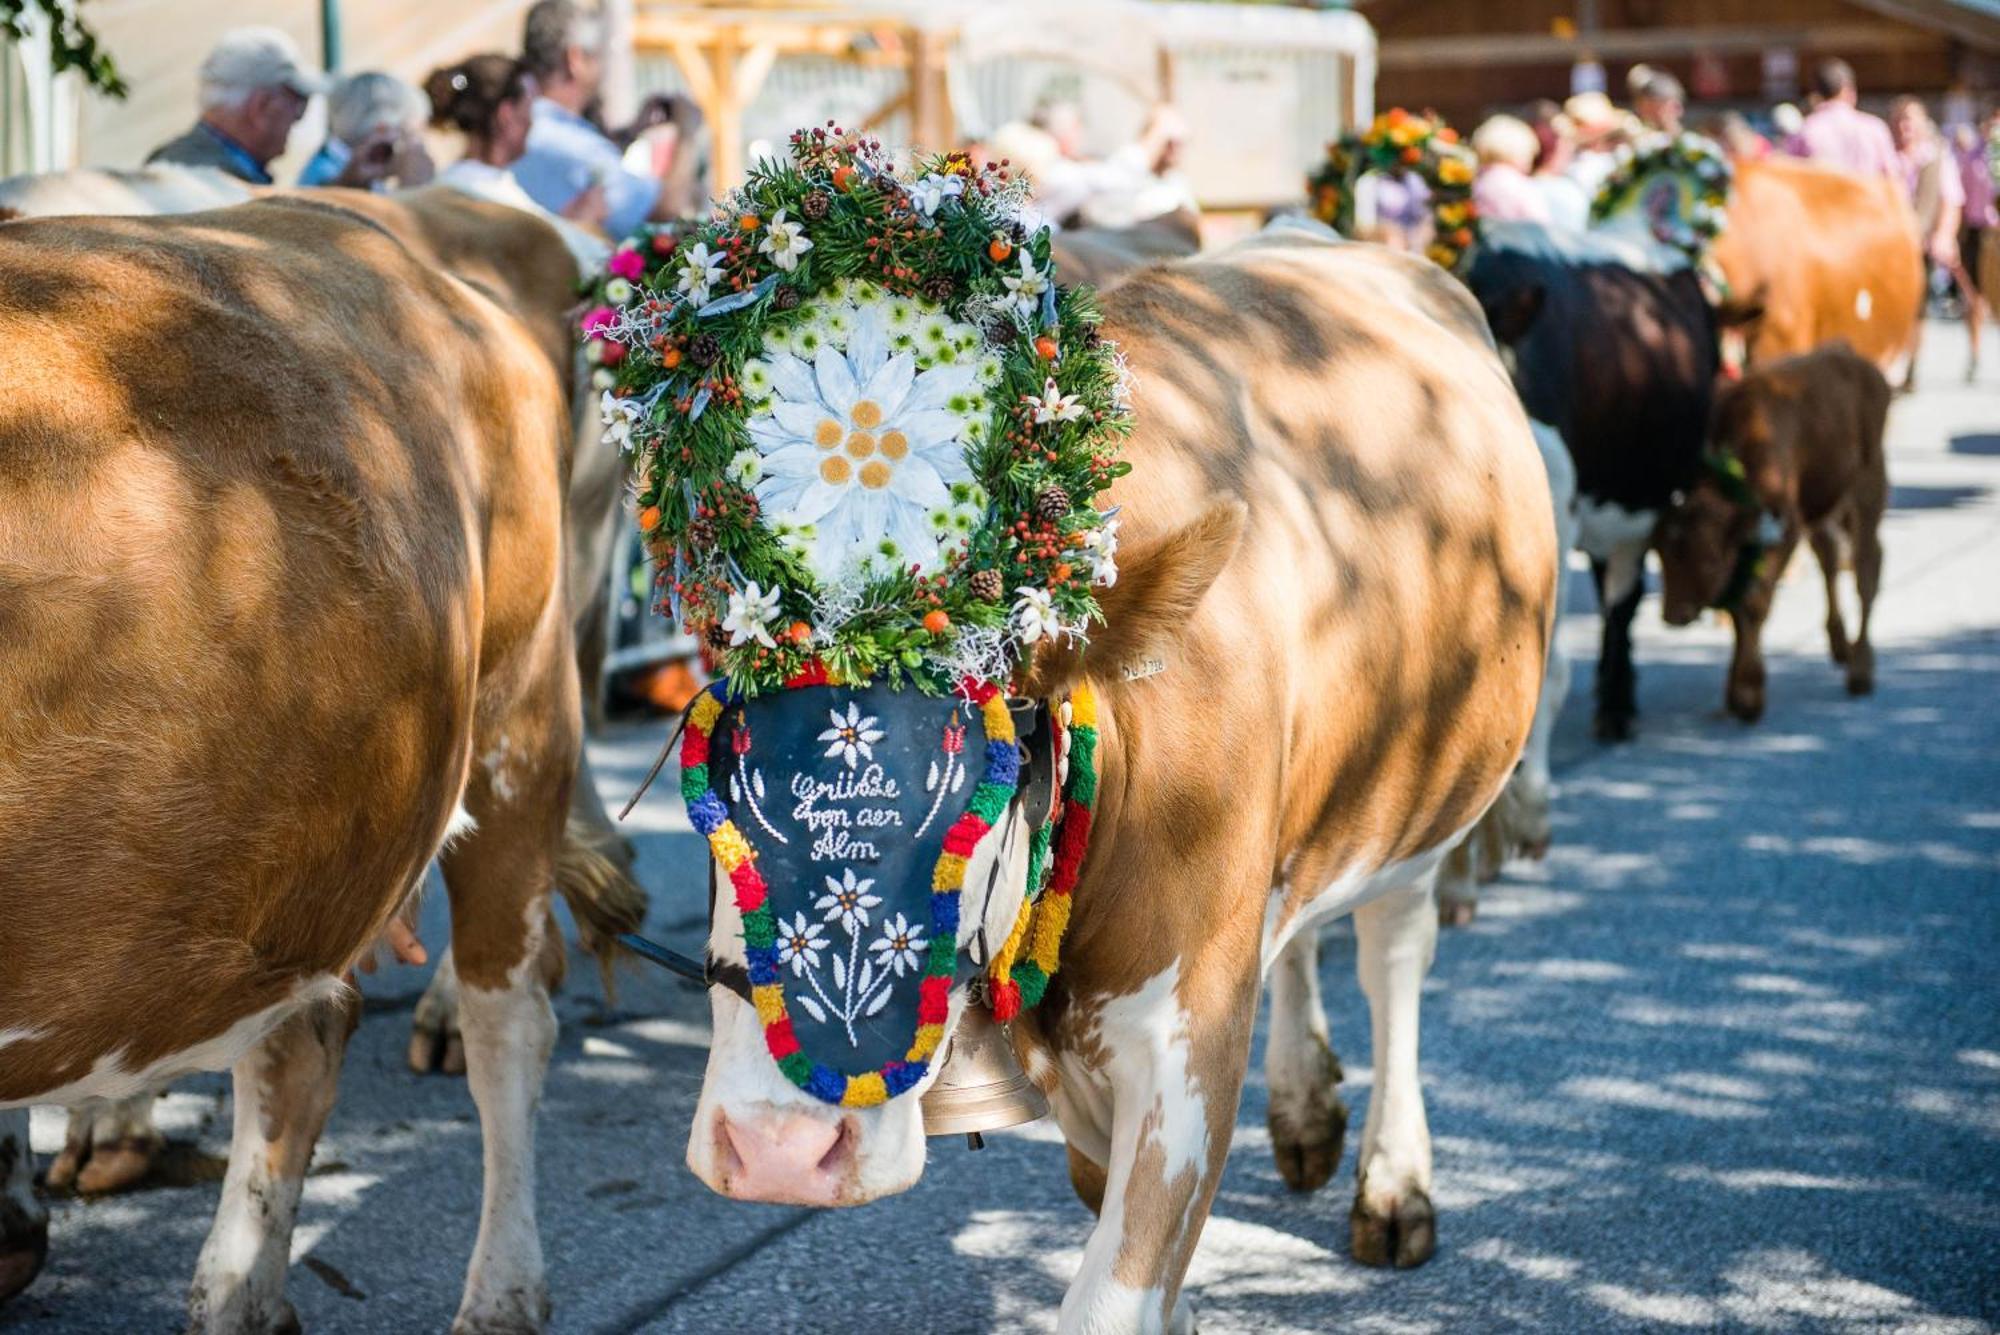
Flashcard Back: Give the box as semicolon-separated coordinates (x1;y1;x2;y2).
1484;283;1545;345
1022;499;1246;696
1713;284;1768;330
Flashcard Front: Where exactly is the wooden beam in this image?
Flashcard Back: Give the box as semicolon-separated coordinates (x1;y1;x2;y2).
1378;23;1938;69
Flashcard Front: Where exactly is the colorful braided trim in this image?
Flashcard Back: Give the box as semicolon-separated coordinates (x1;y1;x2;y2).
682;673;1019;1108
987;684;1099;1020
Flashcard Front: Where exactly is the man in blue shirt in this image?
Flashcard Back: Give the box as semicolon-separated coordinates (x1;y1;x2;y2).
512;0;702;238
146;27;327;186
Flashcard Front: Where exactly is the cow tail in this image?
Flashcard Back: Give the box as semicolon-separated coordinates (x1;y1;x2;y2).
554;814;648;1004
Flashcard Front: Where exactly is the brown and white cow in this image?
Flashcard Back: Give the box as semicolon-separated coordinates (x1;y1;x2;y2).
0;193;605;1330
1655;343;1890;722
1710;155;1924;380
685;232;1557;1328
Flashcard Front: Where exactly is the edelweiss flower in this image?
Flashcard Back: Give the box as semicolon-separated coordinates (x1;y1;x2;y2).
814;868;881;933
676;242;725;305
758;209;814;272
907;173;966;218
776;911;828;977
1013;586;1065;645
868;913;929;977
1080;516;1119;586
1001;251;1049;315
599;391;644;451
817;701;885;769
747;296;980;582
1027;378;1087;425
721;581;782;648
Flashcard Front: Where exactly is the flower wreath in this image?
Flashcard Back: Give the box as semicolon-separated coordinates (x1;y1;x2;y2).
577;219;694;392
591;124;1132;701
1307;107;1480;271
1590;130;1733;265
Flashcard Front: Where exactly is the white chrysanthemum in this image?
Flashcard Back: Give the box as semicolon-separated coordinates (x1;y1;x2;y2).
741;359;774;399
603;277;633;305
727;448;762;489
747;290;986;582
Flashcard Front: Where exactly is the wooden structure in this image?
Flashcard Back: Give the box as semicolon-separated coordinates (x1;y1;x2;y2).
1360;0;2000;123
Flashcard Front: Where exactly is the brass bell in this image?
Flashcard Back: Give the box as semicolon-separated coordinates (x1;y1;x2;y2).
921;1001;1049;1148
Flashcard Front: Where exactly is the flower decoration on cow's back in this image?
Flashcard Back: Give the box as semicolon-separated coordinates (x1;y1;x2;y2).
591;124;1132;698
1590;130;1733;265
1308;108;1480;272
577;218;695;390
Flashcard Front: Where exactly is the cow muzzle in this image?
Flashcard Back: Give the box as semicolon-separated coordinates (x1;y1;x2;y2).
708;1105;858;1205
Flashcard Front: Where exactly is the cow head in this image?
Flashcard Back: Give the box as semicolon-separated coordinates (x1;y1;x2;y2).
686;499;1244;1206
1655;385;1775;624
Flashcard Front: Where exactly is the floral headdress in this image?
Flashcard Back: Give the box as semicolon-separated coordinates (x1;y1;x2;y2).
1307;108;1480;271
1589;130;1733;264
590;125;1131;700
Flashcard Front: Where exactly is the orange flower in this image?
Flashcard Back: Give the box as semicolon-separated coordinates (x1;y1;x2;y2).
1437;126;1459;144
988;235;1014;263
922;609;951;633
833;164;856;192
1034;335;1059;361
663;347;682;369
738;213;761;231
787;620;812;644
1401;145;1422;164
639;505;662;532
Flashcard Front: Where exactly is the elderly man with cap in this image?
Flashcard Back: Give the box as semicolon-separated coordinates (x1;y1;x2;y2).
147;26;326;184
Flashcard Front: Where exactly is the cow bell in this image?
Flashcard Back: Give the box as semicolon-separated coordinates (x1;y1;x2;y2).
921;1001;1049;1145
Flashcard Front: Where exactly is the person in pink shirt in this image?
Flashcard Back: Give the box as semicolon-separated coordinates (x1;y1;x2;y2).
1471;114;1553;225
1949;115;1996;377
1794;59;1901;181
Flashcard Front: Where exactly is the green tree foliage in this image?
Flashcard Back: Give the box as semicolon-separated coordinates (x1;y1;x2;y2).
1;0;125;97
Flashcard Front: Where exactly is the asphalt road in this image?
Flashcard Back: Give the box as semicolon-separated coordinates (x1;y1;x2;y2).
8;322;1998;1334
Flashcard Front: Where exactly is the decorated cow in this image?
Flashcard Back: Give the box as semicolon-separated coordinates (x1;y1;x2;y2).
594;129;1556;1328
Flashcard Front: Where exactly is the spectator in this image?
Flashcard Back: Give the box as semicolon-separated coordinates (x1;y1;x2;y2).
1470;114;1552;224
1714;110;1772;161
1563;90;1633;198
1771;102;1805;151
146;27;326;184
1629;66;1687;135
1527;105;1590;231
511;0;700;237
1892;97;1965;278
1793;58;1900;180
424;53;608;267
298;72;435;190
1950;116;1996;379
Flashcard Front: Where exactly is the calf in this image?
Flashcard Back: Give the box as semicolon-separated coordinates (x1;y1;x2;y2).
0;195;599;1331
685;233;1557;1328
1465;219;1721;741
1655;344;1889;721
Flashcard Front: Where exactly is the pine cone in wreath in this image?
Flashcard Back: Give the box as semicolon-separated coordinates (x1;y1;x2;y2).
801;189;832;221
984;315;1018;346
688;333;722;367
686;517;717;549
969;568;1004;602
921;274;956;305
1035;484;1071;522
773;285;802;312
703;622;732;652
1080;322;1103;348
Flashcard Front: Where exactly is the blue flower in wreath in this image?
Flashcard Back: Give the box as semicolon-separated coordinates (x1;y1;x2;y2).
776;911;828;977
869;912;929;978
815;868;881;933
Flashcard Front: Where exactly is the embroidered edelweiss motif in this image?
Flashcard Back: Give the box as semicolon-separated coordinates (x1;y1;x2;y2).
817;701;885;769
776;911;828;977
869;912;929;978
814;867;881;933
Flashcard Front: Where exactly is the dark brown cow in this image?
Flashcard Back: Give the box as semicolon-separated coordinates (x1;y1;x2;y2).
0;194;601;1330
1710;156;1924;378
1049;210;1204;288
1656;344;1890;721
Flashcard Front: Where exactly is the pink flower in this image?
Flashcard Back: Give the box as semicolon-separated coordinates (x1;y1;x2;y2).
607;246;646;282
579;305;616;337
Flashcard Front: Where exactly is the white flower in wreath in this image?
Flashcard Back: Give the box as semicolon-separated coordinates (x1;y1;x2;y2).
1080;516;1120;587
1027;378;1088;425
747;294;982;581
676;241;725;305
591;367;615;391
727;447;762;489
907;173;965;218
603;276;633;305
758;208;813;272
722;581;782;648
814;868;881;933
776;911;828;977
1001;251;1049;315
818;701;885;769
868;912;929;977
1013;586;1065;645
599;391;644;451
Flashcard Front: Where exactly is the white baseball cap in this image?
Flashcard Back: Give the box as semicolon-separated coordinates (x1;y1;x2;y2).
200;26;329;99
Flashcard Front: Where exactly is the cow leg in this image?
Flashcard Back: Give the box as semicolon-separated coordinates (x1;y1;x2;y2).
1349;876;1439;1269
187;993;359;1335
1265;929;1348;1191
1434;836;1478;926
1589;556;1643;741
1057;965;1257;1335
1846;510;1882;697
0;1108;47;1306
45;1092;162;1195
408;946;467;1075
1725;532;1797;723
1806;522;1851;666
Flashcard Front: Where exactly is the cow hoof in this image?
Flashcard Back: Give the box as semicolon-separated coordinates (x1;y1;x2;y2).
187;1292;300;1335
451;1286;551;1335
1437;898;1477;928
1350;1185;1436;1270
0;1219;47;1306
1846;673;1874;697
407;1024;467;1075
1726;691;1765;723
1593;713;1635;743
1522;835;1551;860
71;1140;156;1196
1268;1094;1348;1193
1846;646;1874;696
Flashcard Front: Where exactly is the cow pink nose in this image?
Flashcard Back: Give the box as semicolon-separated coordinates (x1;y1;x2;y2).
713;1108;853;1205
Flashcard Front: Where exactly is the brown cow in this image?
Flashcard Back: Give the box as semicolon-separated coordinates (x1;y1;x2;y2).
1049;209;1203;288
1710;155;1924;380
1656;344;1890;721
0;195;599;1330
685;232;1557;1327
